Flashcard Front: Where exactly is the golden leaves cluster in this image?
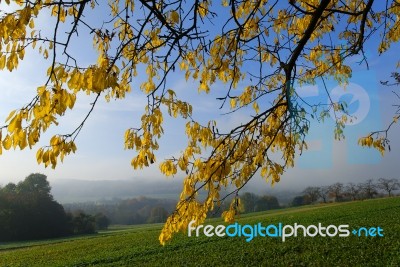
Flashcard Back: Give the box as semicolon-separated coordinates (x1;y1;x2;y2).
0;1;127;168
0;3;35;71
158;103;306;245
36;136;77;169
125;107;162;170
358;136;386;156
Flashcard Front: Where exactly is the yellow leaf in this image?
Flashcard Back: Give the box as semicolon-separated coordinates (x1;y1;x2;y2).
50;136;59;146
170;11;179;24
5;110;16;123
71;142;77;153
51;5;58;17
50;150;57;168
0;55;6;70
6;55;14;71
43;150;49;163
29;19;35;29
36;148;43;164
12;132;20;149
7;113;22;133
19;131;27;150
2;135;12;150
252;102;260;113
198;1;208;18
230;98;237;109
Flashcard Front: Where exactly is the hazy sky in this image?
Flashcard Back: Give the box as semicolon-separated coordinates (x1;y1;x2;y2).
1;2;399;192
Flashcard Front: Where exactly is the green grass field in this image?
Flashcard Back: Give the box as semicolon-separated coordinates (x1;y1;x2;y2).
1;197;399;266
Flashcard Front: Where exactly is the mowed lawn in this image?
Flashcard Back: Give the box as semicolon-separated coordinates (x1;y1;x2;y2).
1;197;399;266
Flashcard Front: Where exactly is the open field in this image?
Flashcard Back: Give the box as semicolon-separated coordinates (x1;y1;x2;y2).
1;197;400;266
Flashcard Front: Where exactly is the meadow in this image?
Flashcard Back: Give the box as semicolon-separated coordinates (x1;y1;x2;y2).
1;197;399;266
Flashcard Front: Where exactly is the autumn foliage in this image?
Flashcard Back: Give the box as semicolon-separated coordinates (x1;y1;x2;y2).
1;0;399;244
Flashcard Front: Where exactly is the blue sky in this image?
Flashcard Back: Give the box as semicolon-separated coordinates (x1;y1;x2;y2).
0;2;400;191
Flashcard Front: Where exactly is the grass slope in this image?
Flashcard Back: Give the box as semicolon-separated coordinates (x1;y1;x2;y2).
1;197;399;266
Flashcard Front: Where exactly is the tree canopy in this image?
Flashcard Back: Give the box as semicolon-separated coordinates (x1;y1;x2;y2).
0;173;70;241
0;0;399;244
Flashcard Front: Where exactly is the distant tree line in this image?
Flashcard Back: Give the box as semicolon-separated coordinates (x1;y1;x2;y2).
291;178;400;207
0;174;110;242
2;174;397;242
239;193;280;213
63;196;176;225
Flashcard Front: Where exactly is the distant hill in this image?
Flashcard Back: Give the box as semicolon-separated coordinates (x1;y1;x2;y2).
50;178;300;205
50;179;183;203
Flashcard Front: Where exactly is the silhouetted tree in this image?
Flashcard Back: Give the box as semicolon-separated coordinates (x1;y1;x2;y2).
0;173;70;241
18;173;51;197
344;183;361;201
302;187;320;203
94;213;111;230
70;211;96;235
376;178;400;197
318;186;330;203
328;183;344;202
291;195;310;207
254;195;280;211
147;207;169;223
240;192;259;213
359;179;378;199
